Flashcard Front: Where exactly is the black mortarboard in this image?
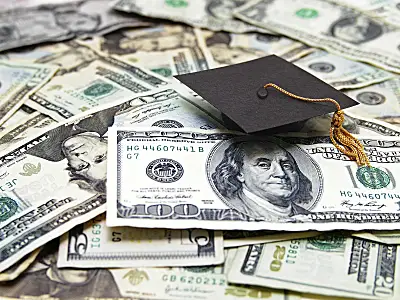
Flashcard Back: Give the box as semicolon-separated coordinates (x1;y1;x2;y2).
175;55;358;134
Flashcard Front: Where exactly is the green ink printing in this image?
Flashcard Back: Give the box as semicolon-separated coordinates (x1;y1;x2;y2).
151;67;173;78
165;0;188;8
308;233;345;251
0;197;18;222
296;8;319;18
356;166;390;189
83;83;115;98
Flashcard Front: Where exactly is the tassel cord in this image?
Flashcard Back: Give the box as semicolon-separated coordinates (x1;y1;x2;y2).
263;83;371;167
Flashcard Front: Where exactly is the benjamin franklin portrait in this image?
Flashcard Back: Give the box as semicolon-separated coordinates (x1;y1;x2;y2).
210;138;322;221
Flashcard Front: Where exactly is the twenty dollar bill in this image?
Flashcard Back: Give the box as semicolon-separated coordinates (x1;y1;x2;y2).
228;234;400;299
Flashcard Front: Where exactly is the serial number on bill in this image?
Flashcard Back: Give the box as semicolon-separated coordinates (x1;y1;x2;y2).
126;145;204;152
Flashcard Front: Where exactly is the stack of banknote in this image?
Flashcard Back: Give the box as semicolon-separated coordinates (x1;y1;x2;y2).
0;0;400;299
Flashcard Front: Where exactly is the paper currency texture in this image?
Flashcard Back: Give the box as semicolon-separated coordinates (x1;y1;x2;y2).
234;0;400;73
58;213;224;268
108;128;400;231
0;61;58;126
0;85;221;272
228;234;400;299
0;0;150;52
113;0;271;33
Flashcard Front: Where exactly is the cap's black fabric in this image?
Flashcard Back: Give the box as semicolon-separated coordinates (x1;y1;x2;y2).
175;55;358;133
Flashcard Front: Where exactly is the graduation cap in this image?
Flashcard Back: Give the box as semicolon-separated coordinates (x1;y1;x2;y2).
175;55;381;172
175;55;358;134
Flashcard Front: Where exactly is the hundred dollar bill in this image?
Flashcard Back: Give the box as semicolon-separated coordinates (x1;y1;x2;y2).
293;50;393;90
345;78;400;123
58;213;224;268
228;234;400;299
224;230;319;248
234;0;400;73
108;128;400;231
0;85;223;272
198;29;310;66
329;0;400;28
0;112;56;152
25;48;170;121
0;0;150;52
113;0;272;34
0;61;58;126
0;240;284;300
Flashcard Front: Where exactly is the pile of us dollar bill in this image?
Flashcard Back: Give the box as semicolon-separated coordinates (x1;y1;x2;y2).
0;0;400;299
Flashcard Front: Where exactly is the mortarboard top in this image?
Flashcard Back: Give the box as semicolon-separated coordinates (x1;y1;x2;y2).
175;55;358;134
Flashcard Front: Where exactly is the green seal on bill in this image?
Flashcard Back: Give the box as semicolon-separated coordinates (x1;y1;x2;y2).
0;197;18;222
308;233;345;251
165;0;188;8
356;166;390;189
296;8;318;18
83;83;114;98
151;67;173;78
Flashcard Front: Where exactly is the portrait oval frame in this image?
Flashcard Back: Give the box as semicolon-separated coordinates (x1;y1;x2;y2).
329;15;383;45
206;136;324;219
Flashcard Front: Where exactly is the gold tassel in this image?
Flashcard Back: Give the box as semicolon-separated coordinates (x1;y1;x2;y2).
263;83;370;167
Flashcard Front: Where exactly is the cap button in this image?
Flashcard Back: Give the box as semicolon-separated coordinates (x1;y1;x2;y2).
257;86;268;99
